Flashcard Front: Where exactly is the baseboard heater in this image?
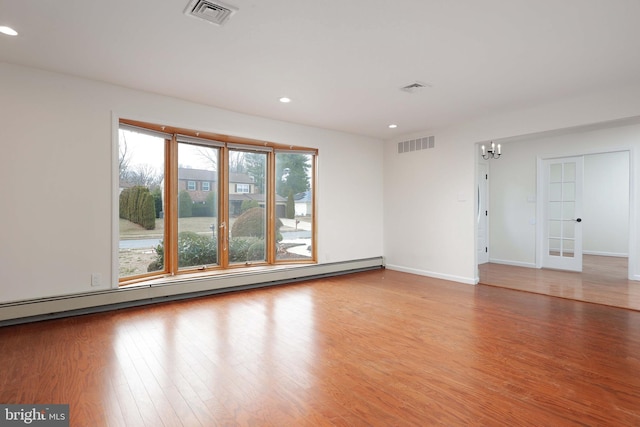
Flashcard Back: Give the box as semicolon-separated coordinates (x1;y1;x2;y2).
0;257;383;327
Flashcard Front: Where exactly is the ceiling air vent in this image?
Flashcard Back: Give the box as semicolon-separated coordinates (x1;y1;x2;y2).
401;81;432;93
184;0;238;26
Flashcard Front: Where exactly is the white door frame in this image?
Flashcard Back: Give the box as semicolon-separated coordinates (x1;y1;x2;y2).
477;161;489;265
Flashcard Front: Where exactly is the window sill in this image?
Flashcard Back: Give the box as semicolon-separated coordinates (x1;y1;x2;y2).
119;261;317;289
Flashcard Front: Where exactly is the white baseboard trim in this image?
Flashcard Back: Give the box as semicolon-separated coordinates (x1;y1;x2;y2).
583;251;628;258
384;264;476;285
0;257;383;325
488;258;537;268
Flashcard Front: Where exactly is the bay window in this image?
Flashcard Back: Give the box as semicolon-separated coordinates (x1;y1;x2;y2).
117;119;316;285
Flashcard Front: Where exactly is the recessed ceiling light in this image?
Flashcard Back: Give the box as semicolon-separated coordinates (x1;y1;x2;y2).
388;124;398;129
0;26;18;36
279;97;291;103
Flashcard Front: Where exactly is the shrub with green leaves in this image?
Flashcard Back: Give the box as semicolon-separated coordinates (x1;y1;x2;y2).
246;239;265;262
240;199;259;213
229;236;261;263
177;231;217;267
119;186;156;230
191;191;216;217
151;187;163;218
231;207;265;238
178;190;193;217
148;231;217;271
191;202;207;217
286;190;295;219
230;207;283;242
206;191;216;217
140;192;156;230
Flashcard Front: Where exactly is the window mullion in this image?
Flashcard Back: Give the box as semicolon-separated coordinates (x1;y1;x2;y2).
219;147;230;268
266;151;276;263
166;136;179;275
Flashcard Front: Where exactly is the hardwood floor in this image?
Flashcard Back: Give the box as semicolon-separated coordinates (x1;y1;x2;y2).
2;269;640;426
479;255;640;311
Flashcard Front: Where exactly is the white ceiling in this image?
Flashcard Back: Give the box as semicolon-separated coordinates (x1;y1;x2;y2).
1;0;640;139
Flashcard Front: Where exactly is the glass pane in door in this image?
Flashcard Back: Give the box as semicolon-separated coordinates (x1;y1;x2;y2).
549;164;562;182
546;161;577;258
563;240;575;258
228;150;267;264
542;156;583;272
177;143;219;269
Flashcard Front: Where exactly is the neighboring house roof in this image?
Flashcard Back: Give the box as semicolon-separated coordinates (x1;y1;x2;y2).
178;168;254;184
229;193;287;204
229;172;254;184
294;191;312;202
178;168;217;182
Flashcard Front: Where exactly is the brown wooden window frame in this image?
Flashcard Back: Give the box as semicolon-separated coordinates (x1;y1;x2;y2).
118;118;318;286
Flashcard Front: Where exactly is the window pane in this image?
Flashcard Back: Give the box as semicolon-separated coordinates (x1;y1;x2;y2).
275;152;314;261
562;239;575;258
564;163;576;182
549;183;562;201
177;143;219;269
563;221;575;239
562;201;575;220
563;182;575;201
118;128;165;279
229;150;267;264
548;201;562;220
549;164;562;182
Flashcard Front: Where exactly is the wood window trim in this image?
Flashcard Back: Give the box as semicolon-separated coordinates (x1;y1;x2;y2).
120;118;318;154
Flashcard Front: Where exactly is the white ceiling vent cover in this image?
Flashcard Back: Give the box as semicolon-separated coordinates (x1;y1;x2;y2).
401;81;433;93
397;136;435;154
184;0;238;26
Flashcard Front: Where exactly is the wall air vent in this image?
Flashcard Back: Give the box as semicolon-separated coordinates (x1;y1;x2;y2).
184;0;238;26
397;136;435;154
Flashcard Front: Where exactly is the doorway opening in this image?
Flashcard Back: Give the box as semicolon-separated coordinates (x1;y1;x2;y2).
475;125;637;308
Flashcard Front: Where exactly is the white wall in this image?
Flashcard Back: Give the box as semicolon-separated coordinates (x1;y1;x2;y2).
383;135;476;283
384;83;640;284
583;151;629;256
485;141;538;267
0;62;384;304
489;127;635;266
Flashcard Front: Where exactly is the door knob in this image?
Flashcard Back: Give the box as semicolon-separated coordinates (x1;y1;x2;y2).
574;218;582;223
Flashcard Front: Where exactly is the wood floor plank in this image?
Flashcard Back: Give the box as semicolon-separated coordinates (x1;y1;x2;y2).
1;268;640;425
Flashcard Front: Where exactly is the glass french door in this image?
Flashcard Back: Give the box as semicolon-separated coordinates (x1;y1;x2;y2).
542;156;583;272
227;148;268;265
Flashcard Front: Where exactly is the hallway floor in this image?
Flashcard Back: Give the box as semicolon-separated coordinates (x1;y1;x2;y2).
479;255;640;311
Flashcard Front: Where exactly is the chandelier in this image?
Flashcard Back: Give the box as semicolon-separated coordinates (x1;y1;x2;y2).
481;142;501;160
